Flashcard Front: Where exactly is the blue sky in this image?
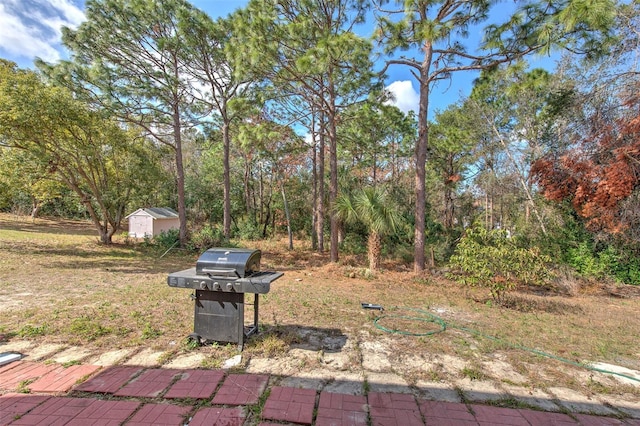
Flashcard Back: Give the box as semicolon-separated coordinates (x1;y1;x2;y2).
0;0;557;117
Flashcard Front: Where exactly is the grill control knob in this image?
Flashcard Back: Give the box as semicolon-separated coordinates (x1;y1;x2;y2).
213;282;221;291
199;281;207;290
225;283;234;291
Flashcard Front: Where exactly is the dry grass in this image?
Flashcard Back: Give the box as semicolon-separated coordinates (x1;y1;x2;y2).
1;213;640;397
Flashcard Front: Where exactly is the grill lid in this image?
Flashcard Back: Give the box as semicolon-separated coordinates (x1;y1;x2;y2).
196;248;261;278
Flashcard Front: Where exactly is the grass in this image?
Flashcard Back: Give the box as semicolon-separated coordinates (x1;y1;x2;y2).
1;213;640;399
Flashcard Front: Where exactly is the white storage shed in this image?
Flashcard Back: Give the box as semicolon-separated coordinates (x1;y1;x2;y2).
126;207;179;238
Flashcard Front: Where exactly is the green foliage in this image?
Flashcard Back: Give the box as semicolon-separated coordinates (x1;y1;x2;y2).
568;242;640;285
152;229;180;251
448;224;554;302
17;324;49;338
188;224;228;252
68;316;111;341
236;219;263;241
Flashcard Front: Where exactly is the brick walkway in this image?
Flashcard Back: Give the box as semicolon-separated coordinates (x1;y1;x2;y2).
0;361;638;425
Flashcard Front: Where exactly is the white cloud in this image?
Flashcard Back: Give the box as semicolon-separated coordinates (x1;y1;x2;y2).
0;0;85;65
385;80;419;115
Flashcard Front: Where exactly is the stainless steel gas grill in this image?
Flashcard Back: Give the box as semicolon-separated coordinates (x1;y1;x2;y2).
167;248;283;350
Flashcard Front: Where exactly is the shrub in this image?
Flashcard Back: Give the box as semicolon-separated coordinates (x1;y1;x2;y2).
188;224;227;252
448;224;554;303
153;228;180;250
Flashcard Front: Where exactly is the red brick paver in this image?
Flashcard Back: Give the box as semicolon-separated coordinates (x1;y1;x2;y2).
164;369;225;399
212;374;269;405
189;407;245;426
0;394;50;425
0;362;57;391
419;400;478;425
65;400;140;426
114;368;180;398
368;392;423;426
28;364;101;393
9;397;94;425
74;366;143;394
470;404;529;426
315;391;368;426
574;413;628;425
261;386;316;424
518;408;578;425
124;403;191;426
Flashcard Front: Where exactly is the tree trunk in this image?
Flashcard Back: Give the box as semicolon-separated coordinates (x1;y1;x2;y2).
311;125;318;251
222;121;232;239
281;184;293;250
414;41;433;272
328;80;339;263
368;231;381;271
317;112;326;253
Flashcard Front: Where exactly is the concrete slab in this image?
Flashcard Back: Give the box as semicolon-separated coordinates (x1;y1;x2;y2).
23;343;66;361
163;352;206;369
51;347;94;364
366;372;412;394
320;371;366;395
548;386;619;416
414;380;463;403
0;340;32;353
500;384;561;412
86;348;135;366
123;348;165;367
599;393;640;419
455;377;508;403
589;362;640;387
278;375;327;391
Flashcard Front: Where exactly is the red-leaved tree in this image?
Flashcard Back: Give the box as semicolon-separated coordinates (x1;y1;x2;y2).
532;89;640;237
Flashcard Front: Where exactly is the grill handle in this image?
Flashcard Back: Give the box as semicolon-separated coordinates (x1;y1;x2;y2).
201;268;240;278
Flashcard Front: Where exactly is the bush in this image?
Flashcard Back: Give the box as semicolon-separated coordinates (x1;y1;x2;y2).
448;224;554;303
152;228;180;250
188;224;227;252
236;219;263;241
568;242;640;285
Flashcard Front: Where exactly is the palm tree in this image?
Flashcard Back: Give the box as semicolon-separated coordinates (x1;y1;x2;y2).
334;186;403;271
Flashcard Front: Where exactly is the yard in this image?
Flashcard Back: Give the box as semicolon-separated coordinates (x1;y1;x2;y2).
0;213;639;408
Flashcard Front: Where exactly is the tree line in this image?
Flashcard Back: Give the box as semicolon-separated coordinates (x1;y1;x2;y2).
1;0;638;286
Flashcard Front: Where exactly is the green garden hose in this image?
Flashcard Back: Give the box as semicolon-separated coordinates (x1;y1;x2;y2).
372;306;640;384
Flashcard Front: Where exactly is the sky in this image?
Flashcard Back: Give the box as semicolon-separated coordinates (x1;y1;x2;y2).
0;0;555;118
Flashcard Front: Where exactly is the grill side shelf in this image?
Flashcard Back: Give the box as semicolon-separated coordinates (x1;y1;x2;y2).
167;269;283;294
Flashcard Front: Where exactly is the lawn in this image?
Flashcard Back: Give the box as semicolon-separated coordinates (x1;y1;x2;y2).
1;213;639;400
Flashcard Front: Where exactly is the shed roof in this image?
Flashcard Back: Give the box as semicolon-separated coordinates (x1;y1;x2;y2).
126;207;179;220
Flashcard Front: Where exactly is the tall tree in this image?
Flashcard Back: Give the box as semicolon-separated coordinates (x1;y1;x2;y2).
230;0;378;262
532;3;640;242
43;0;201;246
0;60;160;243
180;10;251;239
375;0;615;272
429;104;477;229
